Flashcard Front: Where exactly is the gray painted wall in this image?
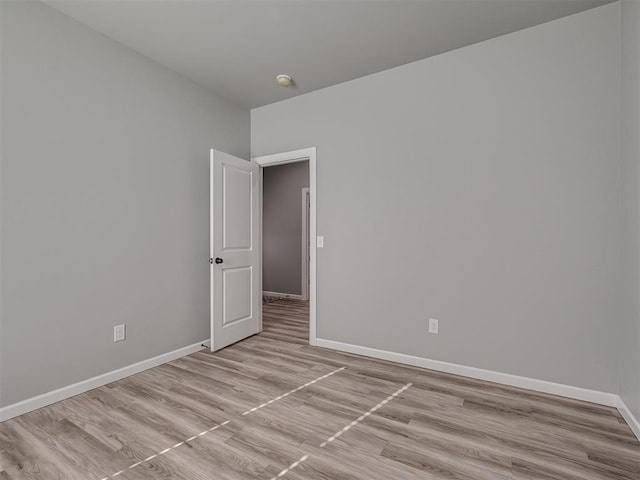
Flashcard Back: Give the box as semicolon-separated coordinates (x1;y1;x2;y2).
620;0;640;419
252;4;621;392
0;1;249;407
263;161;309;295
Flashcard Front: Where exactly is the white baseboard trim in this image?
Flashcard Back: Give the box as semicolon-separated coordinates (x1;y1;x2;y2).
3;335;638;443
263;291;303;300
617;397;640;441
0;340;208;422
315;338;619;407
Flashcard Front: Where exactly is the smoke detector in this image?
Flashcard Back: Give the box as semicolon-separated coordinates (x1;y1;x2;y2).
276;74;293;87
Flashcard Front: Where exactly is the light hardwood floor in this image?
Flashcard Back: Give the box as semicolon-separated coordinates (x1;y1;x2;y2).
1;299;639;479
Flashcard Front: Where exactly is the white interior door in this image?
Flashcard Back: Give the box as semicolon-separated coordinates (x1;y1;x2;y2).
301;188;310;301
210;149;260;351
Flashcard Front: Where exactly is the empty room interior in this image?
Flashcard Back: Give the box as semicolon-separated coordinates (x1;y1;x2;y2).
1;0;640;478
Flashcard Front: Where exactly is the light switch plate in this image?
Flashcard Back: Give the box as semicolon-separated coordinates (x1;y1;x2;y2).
317;236;324;248
114;324;126;342
428;318;439;335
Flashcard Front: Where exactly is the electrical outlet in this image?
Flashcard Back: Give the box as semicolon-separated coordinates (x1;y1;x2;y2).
428;318;439;335
114;324;126;342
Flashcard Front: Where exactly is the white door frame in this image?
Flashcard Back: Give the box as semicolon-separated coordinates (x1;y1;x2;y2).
301;187;310;301
252;147;317;345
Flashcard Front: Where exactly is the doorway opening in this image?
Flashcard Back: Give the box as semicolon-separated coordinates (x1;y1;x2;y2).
253;148;317;346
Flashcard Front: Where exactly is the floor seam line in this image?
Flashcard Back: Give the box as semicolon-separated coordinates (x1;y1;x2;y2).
242;366;346;416
270;382;412;480
98;366;345;479
98;420;230;480
320;383;413;448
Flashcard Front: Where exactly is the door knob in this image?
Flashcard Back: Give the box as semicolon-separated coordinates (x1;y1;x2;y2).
215;257;224;264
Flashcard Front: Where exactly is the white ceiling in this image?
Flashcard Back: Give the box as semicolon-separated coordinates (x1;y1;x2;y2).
44;0;610;109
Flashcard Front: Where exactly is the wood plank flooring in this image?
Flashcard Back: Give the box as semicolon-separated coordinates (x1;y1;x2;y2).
1;298;638;479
